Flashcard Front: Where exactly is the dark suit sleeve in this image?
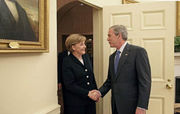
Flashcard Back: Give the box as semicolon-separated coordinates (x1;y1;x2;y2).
136;48;151;109
99;56;112;97
62;58;89;97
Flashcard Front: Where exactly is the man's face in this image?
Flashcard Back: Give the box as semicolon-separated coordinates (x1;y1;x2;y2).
107;28;119;48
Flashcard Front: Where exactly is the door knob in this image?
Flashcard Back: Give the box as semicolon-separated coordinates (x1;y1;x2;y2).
167;79;171;82
166;83;173;89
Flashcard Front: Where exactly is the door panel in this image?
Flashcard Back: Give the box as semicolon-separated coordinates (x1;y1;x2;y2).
102;2;175;114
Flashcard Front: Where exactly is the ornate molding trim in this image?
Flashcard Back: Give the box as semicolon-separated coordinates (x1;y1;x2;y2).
122;0;138;4
34;104;60;114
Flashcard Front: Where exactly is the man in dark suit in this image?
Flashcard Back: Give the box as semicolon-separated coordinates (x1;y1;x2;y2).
0;0;37;41
92;25;151;114
58;50;69;114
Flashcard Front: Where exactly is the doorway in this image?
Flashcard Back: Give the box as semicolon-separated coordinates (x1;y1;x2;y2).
57;1;94;114
57;1;93;53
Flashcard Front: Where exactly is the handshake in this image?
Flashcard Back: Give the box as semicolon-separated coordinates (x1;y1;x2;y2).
88;90;101;102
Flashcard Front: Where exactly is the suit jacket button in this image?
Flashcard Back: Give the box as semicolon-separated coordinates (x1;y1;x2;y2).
86;75;89;78
87;82;90;85
85;69;88;72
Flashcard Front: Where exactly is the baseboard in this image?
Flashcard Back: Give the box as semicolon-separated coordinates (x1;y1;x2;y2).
34;104;60;114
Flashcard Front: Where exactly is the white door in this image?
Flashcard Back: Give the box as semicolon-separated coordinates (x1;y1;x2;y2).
100;2;175;114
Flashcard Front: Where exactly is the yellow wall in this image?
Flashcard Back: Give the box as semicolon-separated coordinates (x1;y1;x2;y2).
0;1;60;114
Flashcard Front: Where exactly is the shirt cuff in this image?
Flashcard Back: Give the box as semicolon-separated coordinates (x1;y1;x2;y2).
137;107;146;111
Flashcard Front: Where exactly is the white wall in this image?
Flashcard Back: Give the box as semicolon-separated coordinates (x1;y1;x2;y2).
83;0;122;7
0;1;60;114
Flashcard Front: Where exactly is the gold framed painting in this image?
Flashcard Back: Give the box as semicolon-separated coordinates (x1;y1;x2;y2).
0;0;49;53
122;0;138;4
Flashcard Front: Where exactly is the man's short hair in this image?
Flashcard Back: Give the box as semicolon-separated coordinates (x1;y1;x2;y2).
110;25;128;41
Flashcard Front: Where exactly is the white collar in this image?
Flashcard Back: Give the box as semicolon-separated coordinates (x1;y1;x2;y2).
67;51;70;55
118;41;127;53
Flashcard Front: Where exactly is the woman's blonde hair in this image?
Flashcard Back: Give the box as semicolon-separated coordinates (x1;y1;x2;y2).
65;34;86;52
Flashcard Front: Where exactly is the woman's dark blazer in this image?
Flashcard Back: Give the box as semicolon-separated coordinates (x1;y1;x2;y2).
62;53;97;106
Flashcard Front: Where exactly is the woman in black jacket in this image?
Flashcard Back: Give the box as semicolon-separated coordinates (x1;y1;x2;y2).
62;34;98;114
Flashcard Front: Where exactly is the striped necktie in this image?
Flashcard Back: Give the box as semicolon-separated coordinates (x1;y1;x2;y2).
114;50;121;74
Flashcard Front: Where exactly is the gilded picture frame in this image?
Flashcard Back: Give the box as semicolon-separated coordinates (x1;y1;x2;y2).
122;0;138;4
0;0;49;53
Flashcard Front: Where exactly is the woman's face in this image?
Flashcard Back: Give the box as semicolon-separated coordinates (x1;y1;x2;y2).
72;41;86;56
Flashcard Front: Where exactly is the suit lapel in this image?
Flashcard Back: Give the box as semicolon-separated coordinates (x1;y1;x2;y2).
115;44;130;80
70;54;84;67
111;52;116;77
70;54;90;71
83;55;92;72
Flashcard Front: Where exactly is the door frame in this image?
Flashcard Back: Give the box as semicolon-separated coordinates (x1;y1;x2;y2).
78;1;105;114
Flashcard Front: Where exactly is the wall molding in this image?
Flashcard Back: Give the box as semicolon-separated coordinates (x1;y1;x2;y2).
34;104;60;114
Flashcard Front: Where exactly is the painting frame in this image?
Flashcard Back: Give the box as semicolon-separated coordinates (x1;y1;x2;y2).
0;0;49;53
122;0;138;4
